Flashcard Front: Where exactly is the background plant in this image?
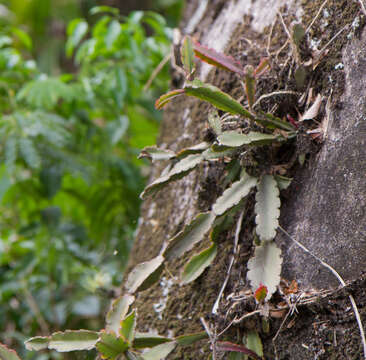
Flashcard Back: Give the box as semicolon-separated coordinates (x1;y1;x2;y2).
0;3;177;358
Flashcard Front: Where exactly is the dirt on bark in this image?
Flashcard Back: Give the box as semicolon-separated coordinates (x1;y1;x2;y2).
127;1;366;359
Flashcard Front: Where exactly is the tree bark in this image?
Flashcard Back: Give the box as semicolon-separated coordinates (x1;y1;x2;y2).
128;1;366;358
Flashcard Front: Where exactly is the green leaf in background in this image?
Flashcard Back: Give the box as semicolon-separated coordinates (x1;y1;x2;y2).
96;331;129;360
66;18;88;57
175;332;208;346
125;255;165;294
246;241;282;301
12;27;32;50
119;310;136;343
163;212;215;261
133;333;171;349
48;330;100;352
141;341;176;360
181;242;217;284
0;343;22;360
244;331;263;359
255;175;280;241
106;295;135;335
90;6;120;16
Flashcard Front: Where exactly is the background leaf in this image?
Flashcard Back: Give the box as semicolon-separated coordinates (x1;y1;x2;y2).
181;242;217;284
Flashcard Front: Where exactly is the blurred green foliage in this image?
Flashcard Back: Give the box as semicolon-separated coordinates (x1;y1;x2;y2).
0;2;178;358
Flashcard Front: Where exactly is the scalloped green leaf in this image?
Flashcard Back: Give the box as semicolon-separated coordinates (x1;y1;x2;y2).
202;147;236;160
184;80;254;120
140;154;204;199
208;110;222;135
217;131;278;148
155;89;185;110
176;142;210;158
141;342;176;360
24;336;49;351
120;311;136;343
246;241;282;301
125;255;164;294
255;175;280;241
175;332;208;346
181;242;217;284
0;343;22;360
213;172;257;216
96;332;129;360
181;36;195;77
139;146;176;162
133;333;171;349
163;212;215;261
48;330;100;352
106;295;135;335
192;40;244;76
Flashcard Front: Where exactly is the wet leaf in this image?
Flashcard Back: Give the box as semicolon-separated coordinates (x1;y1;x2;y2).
181;242;217;284
125;256;164;293
247;241;282;301
217;131;278;148
48;330;100;352
141;342;176;360
140;154;204;199
163;212;215;261
106;295;135;334
139;146;176;162
96;332;129;360
184;80;254;120
192;40;244;76
155;89;185;110
213;172;257;216
255;175;280;241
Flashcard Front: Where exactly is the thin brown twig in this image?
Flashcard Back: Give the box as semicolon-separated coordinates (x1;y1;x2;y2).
23;284;50;334
143;52;171;91
305;0;329;34
200;317;217;360
279;226;366;359
212;210;244;314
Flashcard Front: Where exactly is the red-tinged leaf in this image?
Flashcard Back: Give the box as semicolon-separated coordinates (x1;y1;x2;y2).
192;40;244;76
155;89;185;110
216;341;262;360
244;65;255;110
0;343;22;360
254;58;270;77
254;283;268;302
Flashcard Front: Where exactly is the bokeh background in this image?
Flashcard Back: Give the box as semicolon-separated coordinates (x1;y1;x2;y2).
0;0;183;358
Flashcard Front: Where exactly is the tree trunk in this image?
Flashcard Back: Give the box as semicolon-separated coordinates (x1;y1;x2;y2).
128;1;366;358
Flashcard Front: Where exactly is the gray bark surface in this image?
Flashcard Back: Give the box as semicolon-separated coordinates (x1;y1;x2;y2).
129;1;366;358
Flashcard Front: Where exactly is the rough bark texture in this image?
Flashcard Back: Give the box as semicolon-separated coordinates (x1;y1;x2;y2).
128;1;366;358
